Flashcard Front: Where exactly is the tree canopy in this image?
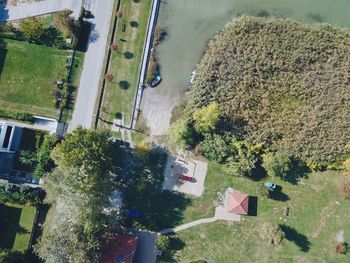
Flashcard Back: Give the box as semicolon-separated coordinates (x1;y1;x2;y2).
186;16;350;164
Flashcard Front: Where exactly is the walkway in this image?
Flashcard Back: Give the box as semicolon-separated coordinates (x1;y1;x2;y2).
69;0;114;131
0;0;82;21
160;217;217;234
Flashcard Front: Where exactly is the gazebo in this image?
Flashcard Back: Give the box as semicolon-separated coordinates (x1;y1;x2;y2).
227;192;249;215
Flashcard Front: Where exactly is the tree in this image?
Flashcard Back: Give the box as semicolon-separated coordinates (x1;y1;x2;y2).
262;151;293;180
193;102;220;134
115;10;123;18
156;235;171;252
224;141;257;177
134;139;151;160
105;73;114;82
19;17;46;42
0;249;25;263
110;43;118;52
169;119;195;148
53;9;77;37
51;127;112;173
199;133;231;163
33;135;56;179
36;129;116;263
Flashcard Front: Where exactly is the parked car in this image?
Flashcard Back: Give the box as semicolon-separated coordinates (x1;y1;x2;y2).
265;182;277;191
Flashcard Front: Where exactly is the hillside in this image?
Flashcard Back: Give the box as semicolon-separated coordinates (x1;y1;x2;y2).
186;16;350;164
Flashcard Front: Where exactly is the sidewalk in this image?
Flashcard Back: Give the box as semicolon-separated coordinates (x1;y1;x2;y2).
0;0;82;21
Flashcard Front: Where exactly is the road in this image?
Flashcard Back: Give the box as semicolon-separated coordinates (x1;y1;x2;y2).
69;0;114;131
0;0;82;21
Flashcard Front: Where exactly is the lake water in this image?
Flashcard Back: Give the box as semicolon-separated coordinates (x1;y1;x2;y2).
142;0;350;136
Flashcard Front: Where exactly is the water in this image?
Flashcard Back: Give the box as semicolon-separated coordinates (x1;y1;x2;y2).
142;0;350;135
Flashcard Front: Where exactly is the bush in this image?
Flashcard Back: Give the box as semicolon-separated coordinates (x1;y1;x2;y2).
334;242;347;254
186;16;350;164
0;183;43;206
257;183;269;197
146;52;158;84
193;103;220;134
156;235;171;252
169;119;196;149
340;176;350;199
266;224;285;246
0;110;34;123
262;151;293;180
199;133;231;163
33;135;56;179
134;139;151;160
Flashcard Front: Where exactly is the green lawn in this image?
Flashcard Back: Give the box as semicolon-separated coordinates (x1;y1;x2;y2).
163;163;350;263
0;38;72;118
0;203;36;252
100;0;152;128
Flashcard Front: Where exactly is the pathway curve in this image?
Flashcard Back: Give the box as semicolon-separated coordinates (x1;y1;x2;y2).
69;0;114;131
159;217;217;234
0;0;82;21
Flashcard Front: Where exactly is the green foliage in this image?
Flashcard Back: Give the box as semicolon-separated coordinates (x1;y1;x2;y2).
33;135;56;179
262;151;293;180
36;129;116;263
187;16;350;164
19;17;46;42
257;182;269;197
19;150;37;166
157;235;171;251
224;141;257;177
199;133;231;163
53;9;78;37
0;249;25;263
51;127;112;173
0;110;34;123
193;103;220;134
0;184;43;206
169;119;196;148
266;224;285;246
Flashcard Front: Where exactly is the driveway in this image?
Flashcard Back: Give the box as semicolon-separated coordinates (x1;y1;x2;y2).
69;0;114;131
0;0;82;21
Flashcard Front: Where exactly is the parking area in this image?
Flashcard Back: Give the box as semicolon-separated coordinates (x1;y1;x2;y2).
162;155;207;197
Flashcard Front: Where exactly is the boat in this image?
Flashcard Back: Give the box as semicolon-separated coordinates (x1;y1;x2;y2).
150;75;162;87
188;70;196;84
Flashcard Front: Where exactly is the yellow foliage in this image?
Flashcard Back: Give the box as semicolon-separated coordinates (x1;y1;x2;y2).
135;140;151;159
193;102;220;133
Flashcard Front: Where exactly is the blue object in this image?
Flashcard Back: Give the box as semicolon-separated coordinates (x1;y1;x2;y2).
265;182;276;191
123;209;141;218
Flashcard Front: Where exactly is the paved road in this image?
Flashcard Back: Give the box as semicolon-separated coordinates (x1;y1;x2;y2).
160;217;217;234
69;0;114;131
130;229;158;263
0;0;82;21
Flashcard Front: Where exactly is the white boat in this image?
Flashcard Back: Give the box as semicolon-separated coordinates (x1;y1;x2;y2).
188;70;196;84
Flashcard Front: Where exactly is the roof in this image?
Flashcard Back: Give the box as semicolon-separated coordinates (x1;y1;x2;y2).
101;235;138;263
227;192;249;215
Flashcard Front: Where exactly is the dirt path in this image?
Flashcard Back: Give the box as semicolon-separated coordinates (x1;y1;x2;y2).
312;201;336;238
160;217;217;234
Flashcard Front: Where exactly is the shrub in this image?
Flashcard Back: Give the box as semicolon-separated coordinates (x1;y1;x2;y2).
193;103;220;134
266;224;285;246
110;43;118;52
33;135;56;179
19;16;46;42
257;182;269;197
0;110;34;123
134;139;151;160
169;119;196;149
186;16;350;164
334;242;347;254
262;151;293;180
156;235;171;252
199;133;231;163
146;52;158;84
340;176;350;199
105;73;114;82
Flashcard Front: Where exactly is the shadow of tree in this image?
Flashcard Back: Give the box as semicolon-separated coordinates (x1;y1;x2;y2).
0;27;7;77
130;21;139;28
119;80;130;89
159;235;186;263
280;224;311;252
120;146;192;231
268;185;289;202
123;52;133;59
285;159;309;185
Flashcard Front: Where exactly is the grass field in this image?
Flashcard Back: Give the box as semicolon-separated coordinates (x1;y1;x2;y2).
0;203;36;252
100;0;152;128
161;163;350;263
0;39;72;118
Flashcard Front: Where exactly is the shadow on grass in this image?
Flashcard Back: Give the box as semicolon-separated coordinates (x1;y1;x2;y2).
0;204;22;249
0;34;7;77
159;234;186;263
119;80;130;89
268;186;289;202
120;146;192;232
130;21;139;28
248;196;258;216
123;52;133;59
280;224;311;252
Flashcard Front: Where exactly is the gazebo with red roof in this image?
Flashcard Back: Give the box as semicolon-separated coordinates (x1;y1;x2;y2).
227;192;249;215
101;234;138;263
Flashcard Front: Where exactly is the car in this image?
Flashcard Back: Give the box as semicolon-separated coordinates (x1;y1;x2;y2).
265;182;277;191
150;75;162;87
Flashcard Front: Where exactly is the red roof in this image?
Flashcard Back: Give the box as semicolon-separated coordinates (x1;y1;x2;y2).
101;235;138;263
227;192;249;215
